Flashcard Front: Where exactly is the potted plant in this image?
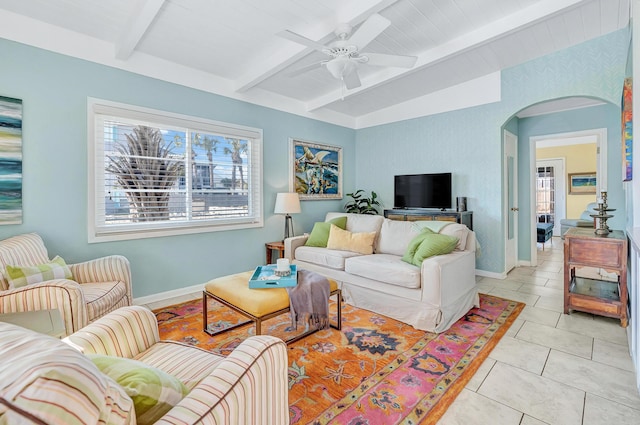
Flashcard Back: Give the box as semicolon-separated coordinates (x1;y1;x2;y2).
344;189;381;215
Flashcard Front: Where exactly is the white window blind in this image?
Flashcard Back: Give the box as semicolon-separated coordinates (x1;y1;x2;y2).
88;99;263;242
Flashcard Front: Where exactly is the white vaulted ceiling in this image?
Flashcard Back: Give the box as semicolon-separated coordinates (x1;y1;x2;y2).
0;0;630;128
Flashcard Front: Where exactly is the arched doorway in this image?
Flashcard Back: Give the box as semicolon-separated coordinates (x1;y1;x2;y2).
502;96;617;270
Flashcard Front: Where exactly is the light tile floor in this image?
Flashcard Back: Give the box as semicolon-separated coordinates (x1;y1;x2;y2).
143;238;640;424
439;237;640;425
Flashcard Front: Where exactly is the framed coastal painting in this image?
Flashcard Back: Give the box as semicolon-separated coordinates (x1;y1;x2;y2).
568;172;597;194
290;138;342;200
622;77;632;181
0;96;22;224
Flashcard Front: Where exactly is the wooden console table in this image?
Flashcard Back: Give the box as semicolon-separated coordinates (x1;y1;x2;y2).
563;227;628;327
384;209;473;230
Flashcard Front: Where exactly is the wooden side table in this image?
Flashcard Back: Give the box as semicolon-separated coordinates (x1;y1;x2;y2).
563;227;628;326
0;309;66;338
265;241;285;264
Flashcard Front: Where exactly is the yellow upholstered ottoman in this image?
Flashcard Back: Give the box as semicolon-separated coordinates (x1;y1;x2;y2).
203;270;341;344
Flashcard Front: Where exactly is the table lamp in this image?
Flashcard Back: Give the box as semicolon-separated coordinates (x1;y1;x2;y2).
274;192;301;240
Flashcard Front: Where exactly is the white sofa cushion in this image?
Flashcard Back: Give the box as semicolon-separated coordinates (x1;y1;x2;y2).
345;254;421;289
376;219;420;255
294;246;361;270
438;223;469;251
325;212;384;234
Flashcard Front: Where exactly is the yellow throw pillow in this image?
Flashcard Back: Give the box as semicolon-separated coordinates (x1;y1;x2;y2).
305;216;348;247
326;224;376;255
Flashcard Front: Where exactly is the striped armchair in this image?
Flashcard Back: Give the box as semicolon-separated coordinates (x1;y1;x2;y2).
0;233;131;336
64;306;289;424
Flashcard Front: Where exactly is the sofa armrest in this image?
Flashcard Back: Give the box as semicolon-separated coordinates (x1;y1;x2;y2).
70;255;132;305
284;235;308;261
64;305;159;357
157;335;288;425
0;280;88;335
420;250;476;306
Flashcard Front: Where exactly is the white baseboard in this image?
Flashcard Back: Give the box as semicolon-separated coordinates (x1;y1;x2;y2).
133;283;204;306
475;269;507;279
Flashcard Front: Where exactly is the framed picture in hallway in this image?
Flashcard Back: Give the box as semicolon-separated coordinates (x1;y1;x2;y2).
289;138;342;200
568;172;597;194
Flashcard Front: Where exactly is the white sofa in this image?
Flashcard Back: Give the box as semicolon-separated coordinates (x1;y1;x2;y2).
285;212;478;333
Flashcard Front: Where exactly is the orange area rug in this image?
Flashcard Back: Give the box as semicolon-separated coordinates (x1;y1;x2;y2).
154;293;523;424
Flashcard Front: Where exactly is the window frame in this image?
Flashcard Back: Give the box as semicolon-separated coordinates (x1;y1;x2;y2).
88;98;263;243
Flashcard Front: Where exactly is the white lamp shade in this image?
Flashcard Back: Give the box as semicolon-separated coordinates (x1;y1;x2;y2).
274;192;301;214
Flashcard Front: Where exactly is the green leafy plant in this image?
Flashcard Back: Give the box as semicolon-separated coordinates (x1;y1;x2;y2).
344;190;381;215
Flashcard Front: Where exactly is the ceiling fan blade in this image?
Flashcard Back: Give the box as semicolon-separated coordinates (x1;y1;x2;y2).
363;52;417;68
348;14;390;50
343;70;361;90
277;30;327;52
287;61;325;77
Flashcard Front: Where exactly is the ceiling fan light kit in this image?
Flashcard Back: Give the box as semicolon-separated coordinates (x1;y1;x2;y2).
326;56;357;80
279;13;418;91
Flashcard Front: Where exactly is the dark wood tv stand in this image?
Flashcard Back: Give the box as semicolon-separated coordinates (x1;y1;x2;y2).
384;209;473;230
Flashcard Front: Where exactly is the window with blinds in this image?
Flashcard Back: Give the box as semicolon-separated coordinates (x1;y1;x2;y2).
88;99;263;242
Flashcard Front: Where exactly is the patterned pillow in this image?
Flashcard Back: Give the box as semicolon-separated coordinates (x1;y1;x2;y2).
88;354;189;425
5;255;73;289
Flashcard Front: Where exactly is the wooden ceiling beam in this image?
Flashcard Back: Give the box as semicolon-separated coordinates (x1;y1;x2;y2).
306;0;591;111
115;0;165;60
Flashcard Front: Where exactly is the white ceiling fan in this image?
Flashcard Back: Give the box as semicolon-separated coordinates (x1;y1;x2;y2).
277;14;418;90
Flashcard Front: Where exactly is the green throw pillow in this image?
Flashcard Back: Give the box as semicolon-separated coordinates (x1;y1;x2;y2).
305;216;348;247
405;233;459;267
88;354;189;425
401;228;435;264
5;255;73;289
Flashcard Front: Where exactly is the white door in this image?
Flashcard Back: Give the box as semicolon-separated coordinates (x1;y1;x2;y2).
504;130;518;272
535;159;566;236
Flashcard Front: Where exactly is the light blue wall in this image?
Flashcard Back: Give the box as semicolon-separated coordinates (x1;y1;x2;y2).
355;28;630;274
0;26;631;294
516;103;624;261
0;38;355;298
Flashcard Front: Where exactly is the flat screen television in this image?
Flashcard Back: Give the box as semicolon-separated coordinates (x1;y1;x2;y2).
394;173;452;210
